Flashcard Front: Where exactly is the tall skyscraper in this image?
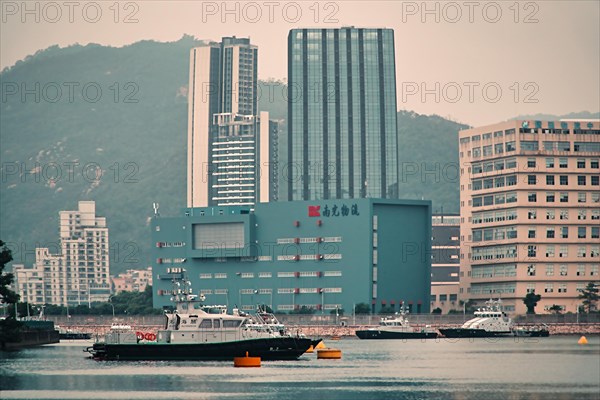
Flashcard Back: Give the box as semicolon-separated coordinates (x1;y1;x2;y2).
13;201;111;306
459;119;600;314
287;27;399;201
187;37;275;208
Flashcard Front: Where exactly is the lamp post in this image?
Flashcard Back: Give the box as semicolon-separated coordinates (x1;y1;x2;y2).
109;295;115;319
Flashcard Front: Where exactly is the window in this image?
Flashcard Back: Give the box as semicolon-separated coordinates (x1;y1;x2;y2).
578;193;587;203
528;228;536;238
560;209;569;220
591;159;599;169
592;266;599;276
528;175;537;185
528;193;537;202
578;227;586;239
494;143;503;154
578;210;587;220
577;246;586;258
559;245;568;258
546;192;555;202
506;141;516;152
483;145;493;156
546;264;554;276
592;176;599;186
577;265;586;276
495;177;505;188
559;175;568;185
560;265;568;276
592;193;600;203
473;163;482;174
546;210;555;220
546;158;554;168
546;245;555;257
592;246;600;257
559;192;568;203
528;210;537;220
546;175;555;185
473;147;481;158
522;142;539;151
526;284;535;294
545;284;554;293
506;175;517;186
577;176;586;185
592;227;599;239
527;158;536;167
559;158;568;168
561;226;569;238
527;264;536;276
546;227;555;239
558;284;567;293
506;158;517;169
528;245;537;257
593;210;600;220
577;159;586;168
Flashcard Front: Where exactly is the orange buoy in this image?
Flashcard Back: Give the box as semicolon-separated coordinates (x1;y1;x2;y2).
317;348;342;359
234;352;261;367
578;336;588;345
305;345;314;353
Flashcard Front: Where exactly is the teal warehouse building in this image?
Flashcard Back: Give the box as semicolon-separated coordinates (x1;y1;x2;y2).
151;199;432;314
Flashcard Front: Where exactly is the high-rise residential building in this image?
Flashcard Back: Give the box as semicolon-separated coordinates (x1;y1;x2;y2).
459;120;600;314
13;201;111;306
287;27;399;201
431;214;461;313
187;37;275;208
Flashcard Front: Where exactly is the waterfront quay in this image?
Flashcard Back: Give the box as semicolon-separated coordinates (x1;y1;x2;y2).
46;313;600;338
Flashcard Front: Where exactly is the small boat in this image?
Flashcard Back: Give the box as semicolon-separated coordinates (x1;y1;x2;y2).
355;308;438;339
85;273;313;361
57;326;92;340
513;324;550;337
439;299;514;338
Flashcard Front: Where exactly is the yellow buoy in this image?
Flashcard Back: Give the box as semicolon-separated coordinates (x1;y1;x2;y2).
315;341;327;349
305;345;314;353
317;348;342;359
234;352;261;367
578;336;588;345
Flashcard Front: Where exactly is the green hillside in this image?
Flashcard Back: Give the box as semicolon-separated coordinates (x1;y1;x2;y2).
1;37;464;274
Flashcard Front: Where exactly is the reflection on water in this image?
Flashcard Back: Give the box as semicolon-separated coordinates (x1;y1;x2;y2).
1;336;599;400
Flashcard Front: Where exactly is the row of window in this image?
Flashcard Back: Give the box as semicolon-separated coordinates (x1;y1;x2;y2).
461;123;598;145
471;157;599;176
197;271;343;280
431;294;458;302
472;192;517;207
470;244;600;261
466;141;600;159
527;226;600;239
525;264;599;277
526;174;600;186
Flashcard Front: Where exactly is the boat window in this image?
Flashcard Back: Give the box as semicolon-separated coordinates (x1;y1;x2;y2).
223;320;241;328
199;319;212;328
213;319;221;328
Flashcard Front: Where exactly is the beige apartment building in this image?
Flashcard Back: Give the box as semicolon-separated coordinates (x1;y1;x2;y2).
459;119;599;314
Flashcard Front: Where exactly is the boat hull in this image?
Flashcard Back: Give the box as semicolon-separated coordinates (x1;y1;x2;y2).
60;333;92;340
87;337;313;361
355;330;438;340
439;328;513;338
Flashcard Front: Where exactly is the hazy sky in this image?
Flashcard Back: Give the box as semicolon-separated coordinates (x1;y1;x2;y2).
1;0;598;126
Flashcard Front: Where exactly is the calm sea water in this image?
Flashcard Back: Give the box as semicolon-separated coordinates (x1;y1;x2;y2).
1;335;599;400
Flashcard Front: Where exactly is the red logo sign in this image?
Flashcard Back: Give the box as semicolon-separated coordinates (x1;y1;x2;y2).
308;205;321;217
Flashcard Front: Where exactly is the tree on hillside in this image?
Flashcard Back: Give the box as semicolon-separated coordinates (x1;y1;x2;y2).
578;282;599;313
523;291;542;314
353;303;371;315
0;240;23;345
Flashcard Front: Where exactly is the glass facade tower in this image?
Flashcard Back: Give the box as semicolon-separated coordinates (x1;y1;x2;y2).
287;28;399;201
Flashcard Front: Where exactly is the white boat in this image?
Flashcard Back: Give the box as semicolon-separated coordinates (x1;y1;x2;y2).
439;299;514;338
356;308;438;339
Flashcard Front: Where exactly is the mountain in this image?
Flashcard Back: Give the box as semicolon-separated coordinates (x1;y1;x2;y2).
2;37;464;274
